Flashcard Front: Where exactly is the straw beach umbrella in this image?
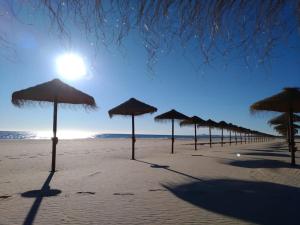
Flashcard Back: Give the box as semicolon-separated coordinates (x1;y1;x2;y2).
230;124;240;144
227;123;235;145
268;113;300;125
250;87;300;166
12;79;96;172
155;109;189;154
269;114;300;144
201;119;219;148
180;116;206;150
218;121;228;147
108;98;157;160
274;124;300;131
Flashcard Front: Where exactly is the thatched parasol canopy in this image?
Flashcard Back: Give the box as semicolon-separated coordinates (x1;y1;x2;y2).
155;109;189;121
11;79;96;172
218;121;229;129
274;124;300;131
250;87;300;113
108;98;157;117
108;98;157;160
155;109;189;154
204;119;219;127
197;119;219;148
218;121;229;146
180;116;206;150
250;87;300;166
180;116;206;127
268;113;300;125
12;79;96;108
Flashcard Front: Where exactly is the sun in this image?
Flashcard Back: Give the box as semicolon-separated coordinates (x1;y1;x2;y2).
55;53;87;80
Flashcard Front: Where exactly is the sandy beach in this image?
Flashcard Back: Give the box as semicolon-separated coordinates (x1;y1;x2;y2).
0;139;299;225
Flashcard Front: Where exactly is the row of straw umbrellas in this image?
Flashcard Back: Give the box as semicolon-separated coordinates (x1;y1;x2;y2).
109;101;273;160
250;87;300;166
11;78;273;172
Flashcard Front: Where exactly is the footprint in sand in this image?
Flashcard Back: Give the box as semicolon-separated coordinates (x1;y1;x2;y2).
149;189;167;192
76;191;95;195
113;193;134;196
0;195;11;200
88;171;101;177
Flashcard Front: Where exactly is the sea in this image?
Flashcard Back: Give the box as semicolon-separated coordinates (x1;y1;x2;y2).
0;131;227;140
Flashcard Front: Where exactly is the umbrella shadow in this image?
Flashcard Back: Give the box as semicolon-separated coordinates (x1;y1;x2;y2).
162;178;300;225
244;148;288;153
135;160;203;181
226;159;300;169
242;152;291;158
21;172;61;225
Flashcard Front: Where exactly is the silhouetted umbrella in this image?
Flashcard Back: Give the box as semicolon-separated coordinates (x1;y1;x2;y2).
270;114;300;144
274;125;298;143
250;87;300;166
274;124;300;131
218;121;228;147
180;116;206;150
12;79;96;172
229;124;240;144
201;119;218;148
268;113;300;125
108;98;157;160
155;109;189;154
227;123;233;145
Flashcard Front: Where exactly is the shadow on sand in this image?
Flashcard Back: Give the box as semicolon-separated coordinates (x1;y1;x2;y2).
163;178;300;225
242;152;291;158
226;159;300;169
136;160;203;181
21;172;61;225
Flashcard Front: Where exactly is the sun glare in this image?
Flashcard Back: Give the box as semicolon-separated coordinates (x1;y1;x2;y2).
35;130;95;139
56;53;87;80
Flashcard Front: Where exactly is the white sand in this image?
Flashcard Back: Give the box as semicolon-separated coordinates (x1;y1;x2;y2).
0;139;300;225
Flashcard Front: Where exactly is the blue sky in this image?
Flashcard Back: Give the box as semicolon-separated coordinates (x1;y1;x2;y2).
0;2;300;136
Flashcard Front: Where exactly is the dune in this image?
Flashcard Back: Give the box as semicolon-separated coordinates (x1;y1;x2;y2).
0;139;299;225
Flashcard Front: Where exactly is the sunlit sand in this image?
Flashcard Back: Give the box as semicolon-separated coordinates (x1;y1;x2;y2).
0;139;299;224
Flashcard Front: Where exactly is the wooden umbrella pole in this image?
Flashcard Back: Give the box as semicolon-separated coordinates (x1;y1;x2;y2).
289;111;295;166
240;132;242;144
287;126;290;152
229;130;231;145
132;115;135;160
194;123;197;150
51;100;58;172
235;131;237;145
209;126;212;148
171;119;174;154
221;128;223;147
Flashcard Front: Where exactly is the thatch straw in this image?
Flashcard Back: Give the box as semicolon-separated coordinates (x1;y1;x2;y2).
108;98;157;117
179;115;206;150
250;87;300;113
180;116;206;127
12;79;96;108
201;119;218;128
11;78;97;172
155;109;189;122
274;124;300;131
268;113;300;125
218;120;230;130
155;109;188;154
108;98;157;160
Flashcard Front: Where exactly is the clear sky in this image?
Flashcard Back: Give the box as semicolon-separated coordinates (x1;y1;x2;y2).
0;2;300;137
